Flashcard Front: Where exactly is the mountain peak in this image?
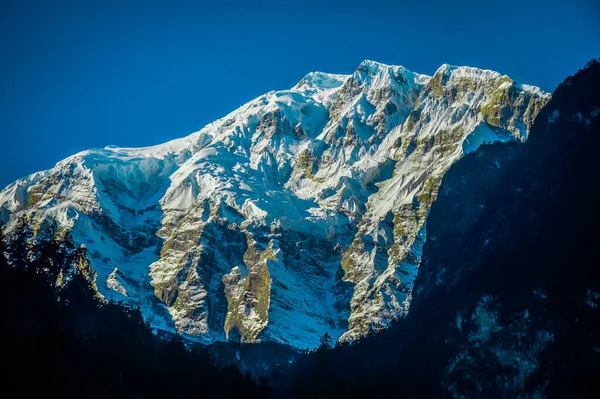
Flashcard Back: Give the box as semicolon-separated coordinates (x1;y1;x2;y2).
434;63;500;79
357;59;392;70
356;59;408;76
293;71;349;91
431;64;551;98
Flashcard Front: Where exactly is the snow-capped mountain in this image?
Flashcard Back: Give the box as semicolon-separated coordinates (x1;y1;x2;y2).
0;60;550;348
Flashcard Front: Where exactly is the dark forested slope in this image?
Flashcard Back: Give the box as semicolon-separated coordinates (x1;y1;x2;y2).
286;59;600;398
0;220;270;398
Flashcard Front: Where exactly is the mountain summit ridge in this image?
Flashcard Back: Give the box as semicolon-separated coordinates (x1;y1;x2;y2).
0;60;550;348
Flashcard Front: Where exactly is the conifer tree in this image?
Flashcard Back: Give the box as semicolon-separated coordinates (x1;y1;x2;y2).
5;214;33;272
0;222;7;274
0;221;5;253
317;332;333;352
69;243;92;279
33;219;61;285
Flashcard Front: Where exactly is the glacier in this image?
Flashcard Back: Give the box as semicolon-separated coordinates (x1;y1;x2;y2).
0;60;550;348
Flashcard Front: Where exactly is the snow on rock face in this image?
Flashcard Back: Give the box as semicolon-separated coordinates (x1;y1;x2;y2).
337;64;550;342
0;60;550;349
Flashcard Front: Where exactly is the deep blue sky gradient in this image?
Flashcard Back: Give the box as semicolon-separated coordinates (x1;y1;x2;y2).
1;0;598;187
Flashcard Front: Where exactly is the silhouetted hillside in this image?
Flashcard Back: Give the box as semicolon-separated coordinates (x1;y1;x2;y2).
0;220;270;398
283;58;600;398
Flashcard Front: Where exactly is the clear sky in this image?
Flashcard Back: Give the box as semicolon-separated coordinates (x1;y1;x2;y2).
1;0;598;187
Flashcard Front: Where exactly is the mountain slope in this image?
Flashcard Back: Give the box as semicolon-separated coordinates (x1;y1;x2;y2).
281;59;600;398
0;60;549;348
411;58;600;397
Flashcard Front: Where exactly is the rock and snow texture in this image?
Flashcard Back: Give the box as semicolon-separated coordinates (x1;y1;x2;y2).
0;60;550;348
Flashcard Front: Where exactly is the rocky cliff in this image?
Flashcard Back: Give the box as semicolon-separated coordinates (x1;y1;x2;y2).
0;60;549;348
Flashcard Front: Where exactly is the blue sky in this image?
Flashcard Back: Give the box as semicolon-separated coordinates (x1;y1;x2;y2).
1;0;598;187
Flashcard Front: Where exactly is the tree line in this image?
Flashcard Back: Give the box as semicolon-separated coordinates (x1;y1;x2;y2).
0;216;271;398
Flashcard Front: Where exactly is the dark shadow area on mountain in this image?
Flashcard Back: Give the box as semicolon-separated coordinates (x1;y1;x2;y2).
270;58;600;397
